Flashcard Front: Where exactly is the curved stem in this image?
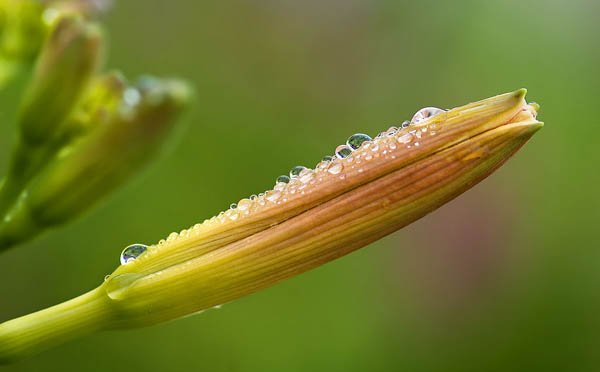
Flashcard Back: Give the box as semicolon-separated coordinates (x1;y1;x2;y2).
0;287;113;364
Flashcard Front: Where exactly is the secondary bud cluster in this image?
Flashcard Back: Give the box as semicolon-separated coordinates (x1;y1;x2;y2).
0;7;191;251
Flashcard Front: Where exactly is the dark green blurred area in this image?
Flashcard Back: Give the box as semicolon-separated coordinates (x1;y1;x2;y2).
1;0;599;370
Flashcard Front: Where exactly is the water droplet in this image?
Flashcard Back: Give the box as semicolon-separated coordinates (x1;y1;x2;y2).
237;198;251;211
316;161;329;169
120;244;148;265
290;166;307;178
276;175;290;184
266;190;281;202
386;126;398;136
123;87;141;107
346;133;373;150
411;107;445;124
274;182;286;191
230;203;238;209
335;145;353;158
327;162;343;175
299;169;315;183
401;120;410;128
397;133;413;144
322;155;334;162
104;275;110;281
250;194;257;200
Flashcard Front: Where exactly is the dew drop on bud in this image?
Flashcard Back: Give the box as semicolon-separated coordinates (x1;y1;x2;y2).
327;162;343;175
335;145;353;158
346;133;372;150
411;107;445;125
120;244;148;265
299;168;315;183
237;198;251;211
316;161;329;169
229;203;238;209
276;175;290;184
401;120;410;128
398;133;412;143
322;155;333;162
266;190;281;202
290;166;307;178
123;87;141;107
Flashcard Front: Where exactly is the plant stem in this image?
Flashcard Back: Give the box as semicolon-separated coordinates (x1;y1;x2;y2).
0;288;113;364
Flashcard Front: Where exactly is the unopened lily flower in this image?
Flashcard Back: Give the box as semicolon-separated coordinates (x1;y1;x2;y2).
18;14;102;146
0;89;543;363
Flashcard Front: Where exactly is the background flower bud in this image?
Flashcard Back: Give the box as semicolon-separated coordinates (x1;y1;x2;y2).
59;71;126;143
18;14;102;145
0;77;191;249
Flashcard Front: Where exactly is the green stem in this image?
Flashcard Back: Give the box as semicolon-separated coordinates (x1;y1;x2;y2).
0;142;38;218
0;138;61;248
0;288;113;364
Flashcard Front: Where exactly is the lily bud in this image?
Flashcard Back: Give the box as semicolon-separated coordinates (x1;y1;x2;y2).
0;15;103;220
0;89;542;363
18;14;102;145
0;77;190;249
59;71;126;142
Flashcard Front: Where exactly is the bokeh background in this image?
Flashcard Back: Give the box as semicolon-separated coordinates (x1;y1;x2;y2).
1;0;599;371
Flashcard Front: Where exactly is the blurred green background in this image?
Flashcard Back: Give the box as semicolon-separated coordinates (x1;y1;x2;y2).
1;0;599;370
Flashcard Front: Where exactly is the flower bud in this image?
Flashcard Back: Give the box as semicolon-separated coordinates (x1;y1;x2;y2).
0;15;103;219
18;14;102;145
0;89;542;362
59;71;126;143
103;89;542;326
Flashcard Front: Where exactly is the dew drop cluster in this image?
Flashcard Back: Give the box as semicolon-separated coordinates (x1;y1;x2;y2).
121;106;447;261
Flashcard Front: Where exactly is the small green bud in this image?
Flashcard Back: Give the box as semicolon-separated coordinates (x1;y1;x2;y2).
18;14;103;145
60;71;126;142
